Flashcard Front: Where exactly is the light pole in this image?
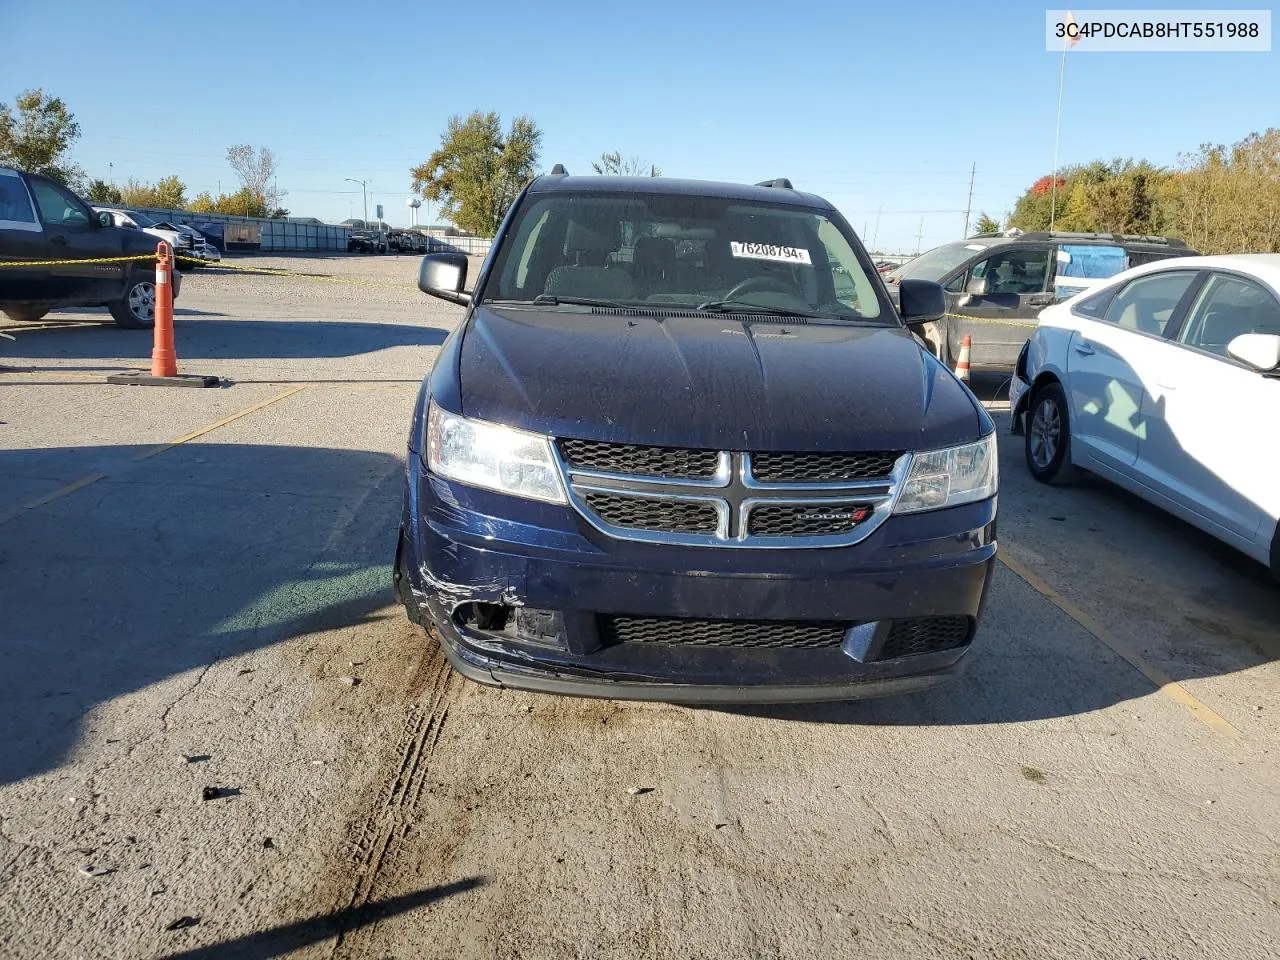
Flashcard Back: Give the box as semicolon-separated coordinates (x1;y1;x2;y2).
345;178;369;225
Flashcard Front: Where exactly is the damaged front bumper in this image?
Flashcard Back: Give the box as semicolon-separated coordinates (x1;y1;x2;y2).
395;459;997;704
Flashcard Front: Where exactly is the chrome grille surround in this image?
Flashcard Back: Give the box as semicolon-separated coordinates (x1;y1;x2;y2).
554;442;910;549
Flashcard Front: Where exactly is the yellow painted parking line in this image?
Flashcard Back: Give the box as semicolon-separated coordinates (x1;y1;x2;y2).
131;385;309;461
998;551;1242;741
0;473;108;526
0;385;309;527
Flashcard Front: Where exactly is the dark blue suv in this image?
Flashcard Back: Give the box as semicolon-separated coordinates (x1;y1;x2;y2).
394;173;997;703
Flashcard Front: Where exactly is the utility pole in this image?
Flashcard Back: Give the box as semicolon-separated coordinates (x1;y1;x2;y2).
962;162;976;237
871;205;883;252
108;162;113;186
345;178;369;225
915;217;925;256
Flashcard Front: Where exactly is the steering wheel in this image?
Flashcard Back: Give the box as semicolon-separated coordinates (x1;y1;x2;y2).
722;276;798;301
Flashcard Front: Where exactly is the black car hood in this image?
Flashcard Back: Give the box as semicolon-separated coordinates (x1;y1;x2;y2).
458;306;984;451
119;227;164;256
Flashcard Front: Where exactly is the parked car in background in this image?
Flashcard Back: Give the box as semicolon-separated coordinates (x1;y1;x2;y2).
1010;254;1280;577
396;172;998;703
173;225;221;267
1;167;180;327
390;230;428;254
190;221;226;254
93;207;195;259
347;225;388;254
883;230;1197;370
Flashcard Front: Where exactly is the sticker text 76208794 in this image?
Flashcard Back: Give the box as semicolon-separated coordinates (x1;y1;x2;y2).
729;241;812;266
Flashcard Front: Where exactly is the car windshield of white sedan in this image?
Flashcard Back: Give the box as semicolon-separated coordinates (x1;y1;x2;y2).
485;193;884;321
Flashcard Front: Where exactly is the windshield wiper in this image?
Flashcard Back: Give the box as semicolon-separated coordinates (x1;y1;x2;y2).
695;299;825;319
531;294;627;308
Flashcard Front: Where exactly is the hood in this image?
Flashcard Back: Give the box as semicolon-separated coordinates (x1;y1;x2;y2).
457;307;984;452
119;226;165;255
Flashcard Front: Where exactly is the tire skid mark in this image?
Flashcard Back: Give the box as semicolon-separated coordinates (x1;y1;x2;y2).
332;643;459;953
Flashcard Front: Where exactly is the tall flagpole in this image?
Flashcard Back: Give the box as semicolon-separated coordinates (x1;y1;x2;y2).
1050;37;1068;230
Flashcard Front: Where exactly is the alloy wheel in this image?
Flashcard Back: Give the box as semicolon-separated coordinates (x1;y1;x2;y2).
1029;396;1061;469
129;281;156;323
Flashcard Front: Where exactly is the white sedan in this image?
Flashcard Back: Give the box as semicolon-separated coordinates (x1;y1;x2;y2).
1010;254;1280;576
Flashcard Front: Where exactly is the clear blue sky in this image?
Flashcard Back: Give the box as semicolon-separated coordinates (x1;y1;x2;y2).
2;0;1273;251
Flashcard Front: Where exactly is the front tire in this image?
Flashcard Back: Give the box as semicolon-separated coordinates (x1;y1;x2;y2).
1025;382;1080;485
3;306;50;322
110;272;157;329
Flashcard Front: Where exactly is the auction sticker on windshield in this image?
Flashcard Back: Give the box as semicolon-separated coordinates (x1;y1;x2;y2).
730;242;812;265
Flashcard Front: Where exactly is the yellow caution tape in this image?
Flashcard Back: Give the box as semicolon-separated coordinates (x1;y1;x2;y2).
945;312;1038;329
0;254;414;291
0;255;154;267
194;259;415;290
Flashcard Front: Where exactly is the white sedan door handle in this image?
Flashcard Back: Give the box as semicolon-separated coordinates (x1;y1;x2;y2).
1074;341;1095;356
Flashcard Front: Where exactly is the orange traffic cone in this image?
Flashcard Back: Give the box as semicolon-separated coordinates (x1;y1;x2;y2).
151;241;178;377
954;334;972;383
107;241;219;388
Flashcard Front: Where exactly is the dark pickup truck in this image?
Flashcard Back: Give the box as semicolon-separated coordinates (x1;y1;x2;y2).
0;166;179;328
395;172;998;704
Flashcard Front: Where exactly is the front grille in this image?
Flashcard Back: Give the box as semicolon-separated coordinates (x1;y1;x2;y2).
750;451;900;484
558;439;719;480
876;617;971;660
747;503;872;537
582;491;719;534
600;615;850;650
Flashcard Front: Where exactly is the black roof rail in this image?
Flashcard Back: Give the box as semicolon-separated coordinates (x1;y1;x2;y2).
755;178;794;189
549;163;569;175
1018;230;1186;246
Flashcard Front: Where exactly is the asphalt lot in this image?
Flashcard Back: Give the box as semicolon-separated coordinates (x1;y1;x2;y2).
2;254;1278;960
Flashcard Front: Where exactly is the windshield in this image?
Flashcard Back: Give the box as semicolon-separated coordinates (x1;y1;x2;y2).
126;210;157;227
484;192;887;321
888;241;987;282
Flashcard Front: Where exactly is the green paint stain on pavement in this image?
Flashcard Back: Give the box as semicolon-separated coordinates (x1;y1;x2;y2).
211;562;390;636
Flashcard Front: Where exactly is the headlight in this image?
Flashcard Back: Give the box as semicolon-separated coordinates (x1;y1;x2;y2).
893;434;997;514
425;401;567;504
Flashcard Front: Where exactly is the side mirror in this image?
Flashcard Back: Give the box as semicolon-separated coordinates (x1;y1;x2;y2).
965;275;988;297
1227;333;1280;372
418;252;471;305
95;211;113;228
898;278;946;323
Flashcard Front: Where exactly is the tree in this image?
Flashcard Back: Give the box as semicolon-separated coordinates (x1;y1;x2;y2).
85;179;123;204
0;89;81;184
119;176;188;210
1057;182;1096;232
591;151;661;177
153;175;187;209
218;187;269;217
410;111;542;237
226;144;284;214
186;187;270;217
1169;129;1280;254
971;213;1001;234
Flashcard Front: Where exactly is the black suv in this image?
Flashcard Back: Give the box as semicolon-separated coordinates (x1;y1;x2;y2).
395;172;998;703
0;166;179;328
884;230;1196;370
